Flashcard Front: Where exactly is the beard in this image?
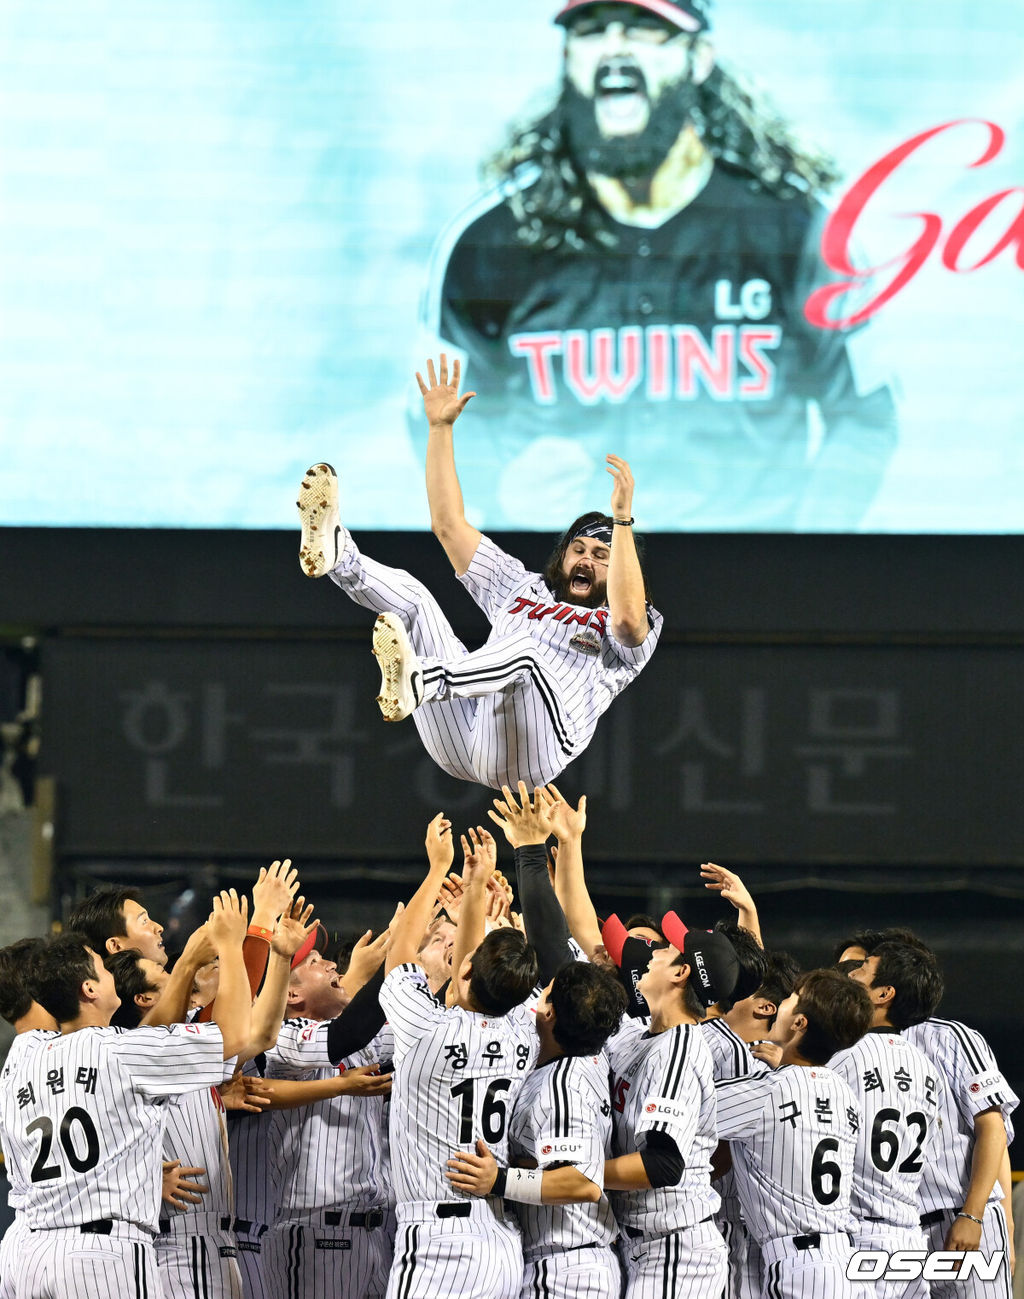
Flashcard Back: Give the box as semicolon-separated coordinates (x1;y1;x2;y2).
560;62;701;181
552;562;608;609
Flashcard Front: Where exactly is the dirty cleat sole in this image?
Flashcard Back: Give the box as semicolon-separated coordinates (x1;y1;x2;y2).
297;462;341;578
372;613;424;722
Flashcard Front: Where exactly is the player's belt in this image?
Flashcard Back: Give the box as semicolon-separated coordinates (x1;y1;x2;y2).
322;1210;385;1229
920;1208;953;1228
622;1215;713;1240
79;1220;114;1235
436;1203;472;1219
159;1215;233;1234
231;1219;269;1236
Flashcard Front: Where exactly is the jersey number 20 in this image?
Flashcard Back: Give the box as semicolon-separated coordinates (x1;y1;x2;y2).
26;1108;101;1182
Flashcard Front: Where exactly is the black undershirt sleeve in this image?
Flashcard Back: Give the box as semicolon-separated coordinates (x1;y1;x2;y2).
514;843;572;985
639;1130;685;1189
325;964;387;1066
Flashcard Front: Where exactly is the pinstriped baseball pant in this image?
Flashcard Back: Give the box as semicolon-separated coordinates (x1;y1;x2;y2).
329;537;578;789
620;1220;728;1299
0;1217;30;1299
154;1225;243;1299
521;1244;621;1298
16;1225;164;1299
261;1219;391;1299
758;1231;854;1299
386;1218;522;1299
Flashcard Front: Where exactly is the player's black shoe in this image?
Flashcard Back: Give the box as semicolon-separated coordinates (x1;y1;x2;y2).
372;613;424;722
297;462;341;578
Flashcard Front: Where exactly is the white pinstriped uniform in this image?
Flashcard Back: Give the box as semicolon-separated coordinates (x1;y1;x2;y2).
701;1018;768;1299
0;1034;57;1299
259;1019;394;1299
904;1018;1018;1299
156;1082;242;1299
715;1065;860;1299
329;532;661;789
0;1022;226;1299
508;1053;621;1299
606;1017;727;1299
830;1030;943;1299
379;963;538;1299
226;1056;276;1299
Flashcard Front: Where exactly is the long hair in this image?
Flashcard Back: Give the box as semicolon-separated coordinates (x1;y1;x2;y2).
485;52;842;252
543;512;651;603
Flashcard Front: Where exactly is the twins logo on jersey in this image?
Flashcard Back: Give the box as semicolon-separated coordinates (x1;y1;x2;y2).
506;597;609;634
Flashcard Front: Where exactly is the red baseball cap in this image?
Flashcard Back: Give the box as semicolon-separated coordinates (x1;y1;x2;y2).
554;0;710;34
290;923;328;970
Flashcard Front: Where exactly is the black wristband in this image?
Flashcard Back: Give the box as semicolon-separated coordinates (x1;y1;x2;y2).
613;517;634;526
492;1166;508;1197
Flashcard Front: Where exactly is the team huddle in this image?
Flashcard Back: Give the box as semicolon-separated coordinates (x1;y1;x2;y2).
0;784;1015;1299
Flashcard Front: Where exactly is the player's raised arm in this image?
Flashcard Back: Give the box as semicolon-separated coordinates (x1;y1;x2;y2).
700;861;763;947
206;889;253;1060
386;812;455;973
417;354;482;576
535;785;602;960
242;898;317;1061
604;455;648;647
448;826;496;994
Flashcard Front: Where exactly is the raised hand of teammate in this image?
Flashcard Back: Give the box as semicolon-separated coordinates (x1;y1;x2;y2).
446;1139;499;1196
606;453;635;519
162;1159;210;1210
270;898;317;961
488;781;554;848
436;871;464;920
538;782;587;844
700;861;763;946
343;923;394;997
425;812;455;872
461;826;497;889
250;858;299;931
207;889;249;953
178;919;219;970
416;354;476;427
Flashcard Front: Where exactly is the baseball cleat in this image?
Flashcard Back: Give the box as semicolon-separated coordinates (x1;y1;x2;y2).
297;462;341;578
372;613;424;722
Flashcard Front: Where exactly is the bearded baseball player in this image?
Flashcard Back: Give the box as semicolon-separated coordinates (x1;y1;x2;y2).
0;896;252;1299
714;969;872;1299
413;0;897;531
830;940;949;1299
297;353;660;791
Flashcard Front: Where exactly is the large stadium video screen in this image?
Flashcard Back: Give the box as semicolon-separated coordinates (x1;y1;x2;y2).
1;1;1021;533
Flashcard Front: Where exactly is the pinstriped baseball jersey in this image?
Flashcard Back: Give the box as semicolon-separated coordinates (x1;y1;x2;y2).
904;1017;1018;1213
163;1084;234;1221
379;963;538;1205
263;1019;393;1214
0;1022;226;1232
714;1065;859;1243
606;1017;720;1236
829;1030;943;1228
0;1032;57;1217
700;1018;767;1219
508;1053;616;1258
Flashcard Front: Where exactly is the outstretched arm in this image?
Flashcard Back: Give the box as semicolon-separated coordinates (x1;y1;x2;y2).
700;862;763;947
417;354;481;575
540;785;602;960
605;456;648;648
386;813;455;973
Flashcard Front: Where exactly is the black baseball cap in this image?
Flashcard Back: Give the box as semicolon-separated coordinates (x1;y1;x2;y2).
661;911;739;1009
555;0;712;34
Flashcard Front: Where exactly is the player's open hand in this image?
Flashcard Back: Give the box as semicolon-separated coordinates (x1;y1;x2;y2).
271;898;317;960
446;1139;498;1197
425;813;455;872
208;889;249;951
488;782;554;848
436;872;465;921
337;1064;394;1099
162;1160;209;1210
461;826;497;890
539;783;587;843
179;921;218;970
606;454;634;520
251;859;299;929
416;354;476;427
219;1071;272;1114
345;926;391;989
700;862;754;913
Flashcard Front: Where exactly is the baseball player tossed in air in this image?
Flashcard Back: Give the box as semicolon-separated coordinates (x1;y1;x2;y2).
297;353;661;790
0;896;253;1299
378;813;543;1299
836;932;1018;1299
714;969;872;1299
831;939;949;1299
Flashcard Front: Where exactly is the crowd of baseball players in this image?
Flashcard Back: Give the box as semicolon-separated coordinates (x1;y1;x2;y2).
0;781;1016;1299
